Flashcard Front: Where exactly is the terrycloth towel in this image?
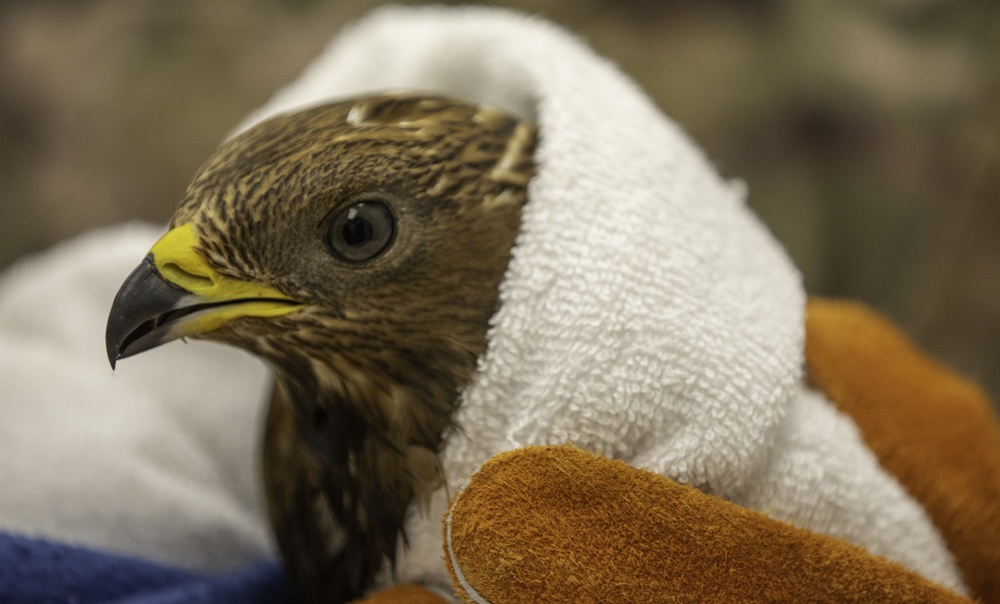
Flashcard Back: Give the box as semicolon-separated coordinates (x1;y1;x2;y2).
0;225;277;585
238;6;967;595
0;5;968;601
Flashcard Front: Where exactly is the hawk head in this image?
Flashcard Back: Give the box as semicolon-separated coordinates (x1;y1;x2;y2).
106;93;536;601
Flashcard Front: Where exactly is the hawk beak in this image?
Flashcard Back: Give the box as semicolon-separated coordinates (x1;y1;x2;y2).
105;223;302;369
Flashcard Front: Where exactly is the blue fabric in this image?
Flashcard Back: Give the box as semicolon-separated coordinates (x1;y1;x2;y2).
0;532;297;604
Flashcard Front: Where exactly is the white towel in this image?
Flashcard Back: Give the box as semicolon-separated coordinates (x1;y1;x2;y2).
0;4;966;597
0;224;274;570
240;6;965;594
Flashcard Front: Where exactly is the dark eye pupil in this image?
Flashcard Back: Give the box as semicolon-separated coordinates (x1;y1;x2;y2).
342;214;373;246
326;199;395;262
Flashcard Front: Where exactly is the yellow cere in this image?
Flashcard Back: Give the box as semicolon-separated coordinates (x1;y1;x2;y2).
148;223;302;335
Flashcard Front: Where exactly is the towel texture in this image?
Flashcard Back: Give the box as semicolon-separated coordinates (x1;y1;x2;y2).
0;224;274;570
240;10;803;492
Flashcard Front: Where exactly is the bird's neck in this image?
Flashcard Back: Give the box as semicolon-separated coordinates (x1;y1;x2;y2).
279;352;460;487
267;350;462;588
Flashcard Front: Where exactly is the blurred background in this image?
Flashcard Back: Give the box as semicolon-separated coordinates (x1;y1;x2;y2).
1;0;997;405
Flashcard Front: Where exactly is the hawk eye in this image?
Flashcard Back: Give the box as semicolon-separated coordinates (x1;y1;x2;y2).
326;200;395;262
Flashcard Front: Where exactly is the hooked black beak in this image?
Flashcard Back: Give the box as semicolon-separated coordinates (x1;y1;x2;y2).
106;256;195;368
105;224;302;369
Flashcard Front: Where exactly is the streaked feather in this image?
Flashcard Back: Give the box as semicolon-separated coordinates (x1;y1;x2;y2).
173;93;536;603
